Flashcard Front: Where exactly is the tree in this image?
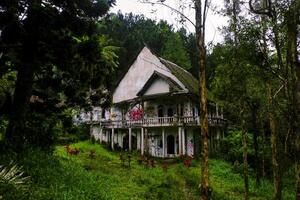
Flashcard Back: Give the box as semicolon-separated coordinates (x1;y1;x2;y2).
162;32;192;70
139;0;212;199
0;0;117;150
249;0;300;199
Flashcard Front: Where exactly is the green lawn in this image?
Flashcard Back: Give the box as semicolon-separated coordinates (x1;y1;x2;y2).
0;141;295;200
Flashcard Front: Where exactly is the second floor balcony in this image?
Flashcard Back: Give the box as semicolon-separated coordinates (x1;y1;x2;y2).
92;116;227;129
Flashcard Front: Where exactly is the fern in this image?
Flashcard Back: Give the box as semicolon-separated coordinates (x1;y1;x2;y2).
0;162;29;188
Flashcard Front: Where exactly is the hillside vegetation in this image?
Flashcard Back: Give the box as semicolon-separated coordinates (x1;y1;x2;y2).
0;141;294;200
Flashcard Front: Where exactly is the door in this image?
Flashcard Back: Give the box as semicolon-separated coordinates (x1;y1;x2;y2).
167;135;175;154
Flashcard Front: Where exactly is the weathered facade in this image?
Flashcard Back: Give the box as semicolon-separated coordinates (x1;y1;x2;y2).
86;47;227;158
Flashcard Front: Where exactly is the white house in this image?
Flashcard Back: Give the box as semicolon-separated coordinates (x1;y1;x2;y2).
89;46;227;158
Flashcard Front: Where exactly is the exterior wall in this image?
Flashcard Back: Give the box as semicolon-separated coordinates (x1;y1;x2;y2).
144;78;170;96
90;125;225;158
112;47;187;103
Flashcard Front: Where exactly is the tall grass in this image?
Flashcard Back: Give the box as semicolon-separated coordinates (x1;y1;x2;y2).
0;141;295;200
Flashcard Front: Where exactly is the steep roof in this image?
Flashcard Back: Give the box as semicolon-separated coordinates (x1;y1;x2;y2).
112;46;200;104
159;58;199;95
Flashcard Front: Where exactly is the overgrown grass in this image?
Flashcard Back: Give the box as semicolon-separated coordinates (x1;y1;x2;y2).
0;141;295;200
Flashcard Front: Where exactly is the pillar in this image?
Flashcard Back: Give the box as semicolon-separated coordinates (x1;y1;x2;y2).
100;128;103;143
162;128;165;157
141;128;144;155
182;128;186;155
178;127;182;155
129;127;132;151
111;128;114;150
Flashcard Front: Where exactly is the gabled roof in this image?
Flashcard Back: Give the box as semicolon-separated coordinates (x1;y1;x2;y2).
159;58;199;95
136;71;183;96
112;46;199;104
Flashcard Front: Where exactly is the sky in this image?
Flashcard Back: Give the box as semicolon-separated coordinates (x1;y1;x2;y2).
110;0;228;44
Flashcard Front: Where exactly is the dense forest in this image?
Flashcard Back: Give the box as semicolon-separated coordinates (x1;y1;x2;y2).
0;0;299;200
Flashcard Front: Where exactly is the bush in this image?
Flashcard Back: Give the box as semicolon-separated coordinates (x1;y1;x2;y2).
145;173;185;200
0;162;30;200
220;131;254;164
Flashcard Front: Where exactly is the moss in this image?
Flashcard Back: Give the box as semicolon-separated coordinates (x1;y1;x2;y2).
160;58;199;95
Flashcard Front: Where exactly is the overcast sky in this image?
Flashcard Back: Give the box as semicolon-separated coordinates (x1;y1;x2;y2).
110;0;228;44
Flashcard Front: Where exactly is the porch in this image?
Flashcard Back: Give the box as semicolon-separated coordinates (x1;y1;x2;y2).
93;116;227;129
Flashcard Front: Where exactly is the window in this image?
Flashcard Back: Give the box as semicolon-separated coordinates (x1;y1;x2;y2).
157;105;164;117
167;108;173;117
101;109;105;119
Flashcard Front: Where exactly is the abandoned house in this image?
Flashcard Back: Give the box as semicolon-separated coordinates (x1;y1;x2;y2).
79;46;227;158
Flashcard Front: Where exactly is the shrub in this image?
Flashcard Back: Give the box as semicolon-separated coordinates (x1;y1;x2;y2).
0;162;30;200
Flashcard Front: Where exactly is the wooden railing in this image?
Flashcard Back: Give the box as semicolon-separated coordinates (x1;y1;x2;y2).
92;116;227;128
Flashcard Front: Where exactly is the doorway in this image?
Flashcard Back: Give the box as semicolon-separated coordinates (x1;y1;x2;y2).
167;135;175;154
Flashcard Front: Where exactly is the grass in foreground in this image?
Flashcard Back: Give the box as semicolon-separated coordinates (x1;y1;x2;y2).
0;141;295;200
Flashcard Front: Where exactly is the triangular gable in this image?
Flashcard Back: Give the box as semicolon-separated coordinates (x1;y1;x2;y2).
112;47;189;104
136;71;183;96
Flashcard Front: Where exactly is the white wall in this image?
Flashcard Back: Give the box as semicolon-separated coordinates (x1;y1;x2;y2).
144;78;170;96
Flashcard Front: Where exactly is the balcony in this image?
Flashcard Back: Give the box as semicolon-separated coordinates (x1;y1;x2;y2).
90;116;227;128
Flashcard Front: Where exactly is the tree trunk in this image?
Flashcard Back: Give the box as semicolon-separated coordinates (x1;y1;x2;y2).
194;0;210;199
268;83;282;200
5;0;40;152
198;28;210;200
286;2;300;199
251;106;261;186
241;106;249;200
261;127;266;177
5;64;34;151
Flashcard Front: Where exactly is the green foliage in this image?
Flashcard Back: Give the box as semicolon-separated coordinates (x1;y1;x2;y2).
0;162;30;200
0;141;295;200
0;0;118;150
221;131;254;163
100;13;197;88
161;33;191;70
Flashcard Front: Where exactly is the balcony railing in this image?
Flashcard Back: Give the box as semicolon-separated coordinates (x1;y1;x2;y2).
90;116;227;128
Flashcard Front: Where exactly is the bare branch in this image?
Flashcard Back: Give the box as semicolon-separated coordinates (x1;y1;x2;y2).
273;84;284;99
139;0;196;28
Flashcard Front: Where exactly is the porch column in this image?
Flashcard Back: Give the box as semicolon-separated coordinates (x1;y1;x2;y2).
162;128;165;157
141;128;144;155
99;128;103;143
111;128;114;150
182;128;186;155
129;127;132;152
178;127;182;155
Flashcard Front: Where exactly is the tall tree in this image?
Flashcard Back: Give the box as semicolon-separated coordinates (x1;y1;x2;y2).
139;0;211;199
249;0;300;199
162;32;192;70
0;0;117;150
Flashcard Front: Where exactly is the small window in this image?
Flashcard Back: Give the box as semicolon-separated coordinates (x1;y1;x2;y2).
167;108;173;117
158;105;164;117
101;109;105;119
